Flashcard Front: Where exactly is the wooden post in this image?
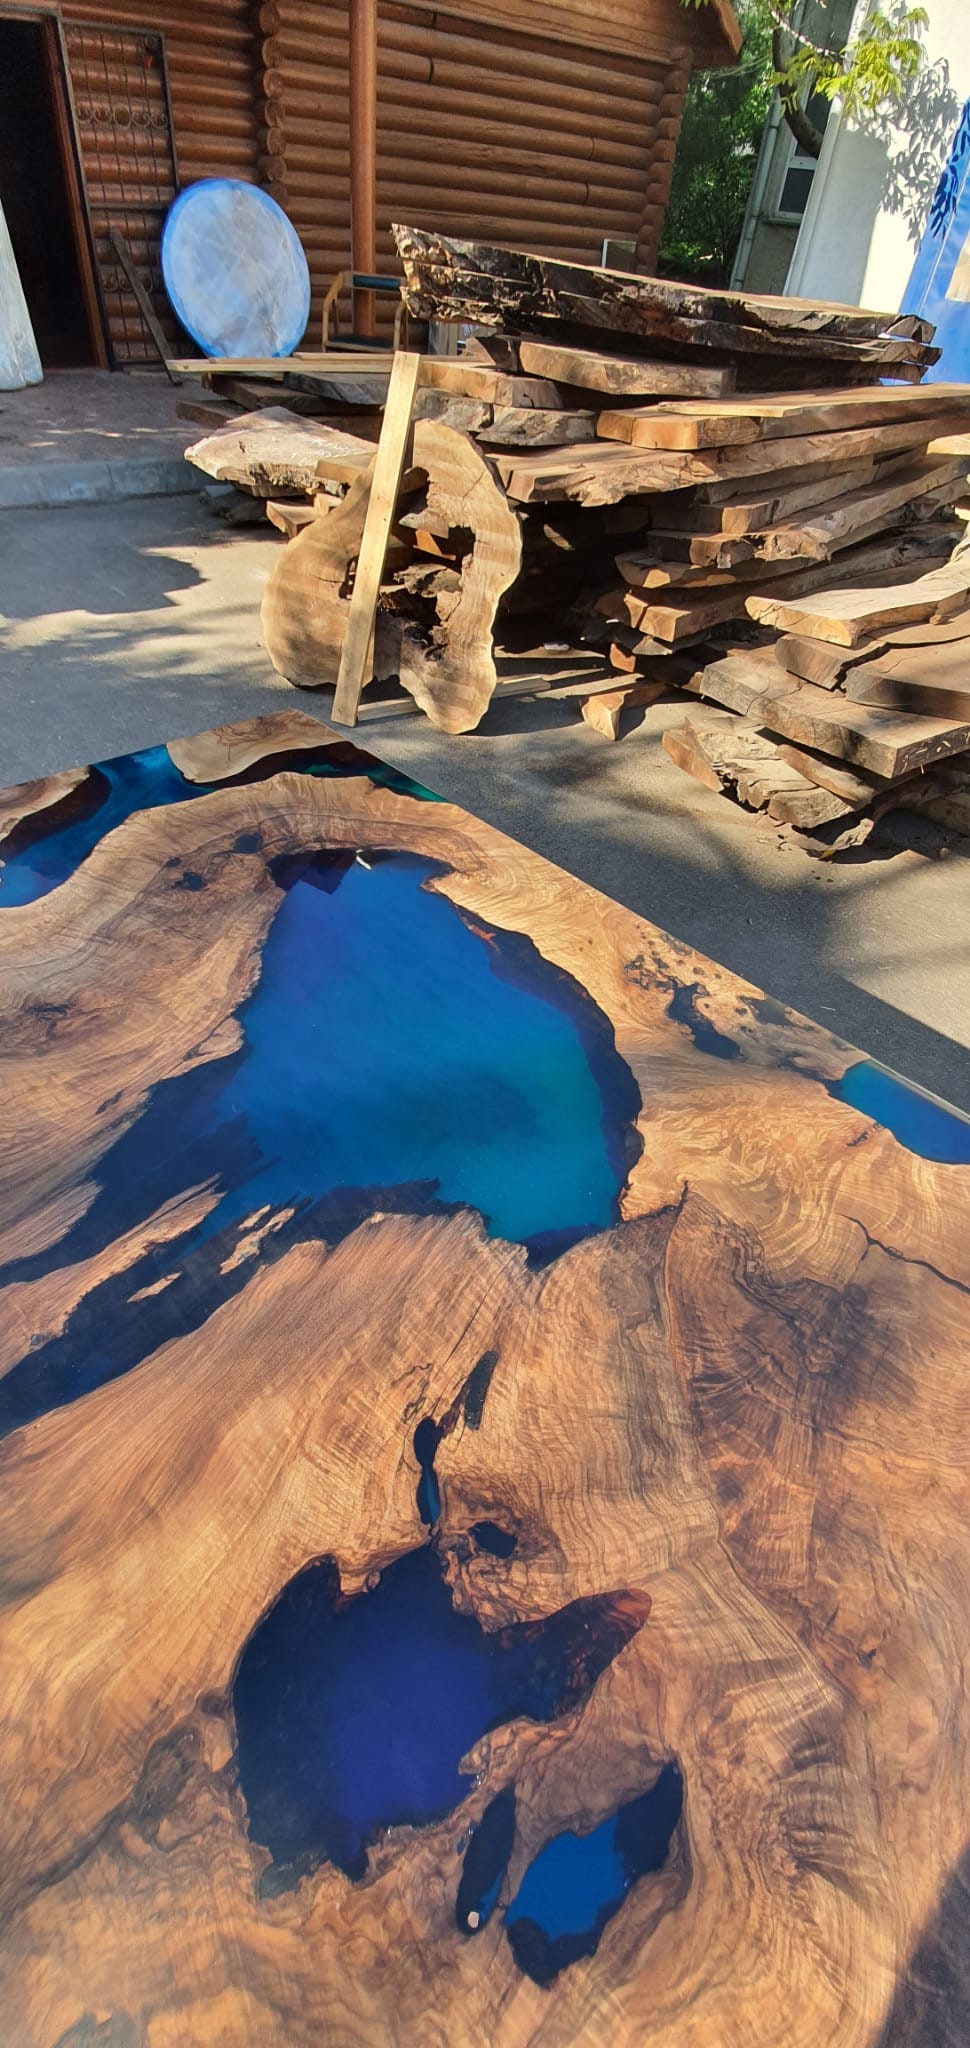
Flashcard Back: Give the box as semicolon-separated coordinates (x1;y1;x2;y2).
331;350;422;726
349;0;377;338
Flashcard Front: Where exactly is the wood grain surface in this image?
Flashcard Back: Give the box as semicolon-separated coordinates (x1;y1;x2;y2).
2;709;970;2048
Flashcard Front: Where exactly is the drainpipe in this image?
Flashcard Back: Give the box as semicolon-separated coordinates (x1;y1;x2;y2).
730;91;785;289
349;0;377;337
786;0;871;296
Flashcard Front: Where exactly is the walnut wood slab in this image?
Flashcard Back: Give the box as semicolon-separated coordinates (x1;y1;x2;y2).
1;709;970;2048
261;421;522;733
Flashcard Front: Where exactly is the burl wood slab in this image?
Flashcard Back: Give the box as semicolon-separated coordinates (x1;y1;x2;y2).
1;708;969;2048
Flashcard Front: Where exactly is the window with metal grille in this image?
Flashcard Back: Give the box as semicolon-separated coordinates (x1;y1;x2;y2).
62;21;178;364
773;90;831;223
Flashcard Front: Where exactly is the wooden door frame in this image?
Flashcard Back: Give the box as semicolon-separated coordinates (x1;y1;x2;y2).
0;1;110;366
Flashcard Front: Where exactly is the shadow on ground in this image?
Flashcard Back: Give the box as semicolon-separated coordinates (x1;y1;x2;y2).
1;496;968;1113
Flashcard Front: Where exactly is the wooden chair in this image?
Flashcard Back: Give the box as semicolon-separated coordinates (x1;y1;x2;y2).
321;270;408;350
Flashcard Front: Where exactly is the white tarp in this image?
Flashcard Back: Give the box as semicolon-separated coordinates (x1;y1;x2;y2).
0;196;42;391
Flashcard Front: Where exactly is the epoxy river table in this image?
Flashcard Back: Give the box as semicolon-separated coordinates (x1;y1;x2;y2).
1;709;969;2048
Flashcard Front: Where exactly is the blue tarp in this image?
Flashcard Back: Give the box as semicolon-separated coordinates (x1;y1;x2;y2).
903;100;970;380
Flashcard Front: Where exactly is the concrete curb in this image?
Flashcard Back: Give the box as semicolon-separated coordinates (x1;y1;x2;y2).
0;456;199;511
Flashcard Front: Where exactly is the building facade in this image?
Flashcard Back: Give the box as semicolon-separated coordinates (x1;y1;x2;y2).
785;0;970;312
730;0;854;296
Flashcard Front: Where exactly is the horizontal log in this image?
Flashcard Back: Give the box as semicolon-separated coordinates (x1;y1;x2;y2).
282;175;630;230
70;129;177;166
383;180;639;225
265;37;662;138
73;59;249;101
261;30;375;71
377;12;667;91
275;98;651;171
85;183;175;206
262;22;661;103
379;0;691;66
69;11;252;52
259;190;351;224
373;132;644;193
66;15;248;54
168;49;254;83
384;54;661;121
173;131;259;162
166;105;255;139
260;31;351;72
382;94;651;166
375;165;639;215
275;140;635;204
258;0;347;27
66;0;252;21
381;208;636;246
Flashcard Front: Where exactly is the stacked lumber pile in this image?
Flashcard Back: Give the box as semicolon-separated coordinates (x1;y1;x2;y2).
397;229;941;386
662;575;970;852
186;228;970;849
176;351;395;531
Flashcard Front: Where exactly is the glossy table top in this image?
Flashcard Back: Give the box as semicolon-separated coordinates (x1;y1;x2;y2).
1;709;968;2048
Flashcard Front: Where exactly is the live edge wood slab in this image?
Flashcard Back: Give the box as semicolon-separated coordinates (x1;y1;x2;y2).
2;707;970;2048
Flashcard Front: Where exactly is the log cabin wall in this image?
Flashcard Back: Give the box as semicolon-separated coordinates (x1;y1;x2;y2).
259;0;352;343
257;0;734;344
376;7;670;266
4;0;734;360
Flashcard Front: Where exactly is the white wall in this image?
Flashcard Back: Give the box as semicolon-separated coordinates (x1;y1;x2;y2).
786;0;970;311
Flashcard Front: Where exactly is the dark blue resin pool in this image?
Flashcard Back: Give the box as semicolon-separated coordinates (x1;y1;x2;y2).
232;1544;647;1887
830;1061;970;1165
504;1763;684;1985
0;738;438;908
457;1786;517;1931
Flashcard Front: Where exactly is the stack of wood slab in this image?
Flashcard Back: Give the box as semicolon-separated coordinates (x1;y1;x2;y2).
191;229;970;849
661;578;970;852
176;351;397;532
396;229;941;387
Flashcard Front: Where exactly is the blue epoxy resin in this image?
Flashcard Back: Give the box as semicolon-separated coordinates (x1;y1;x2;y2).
414;1418;442;1526
504;1763;683;1985
211;852;629;1250
0;740;438;909
231;1546;647;1887
457;1785;517;1932
0;747;196;907
0;850;637;1437
470;1521;517;1559
831;1061;970;1165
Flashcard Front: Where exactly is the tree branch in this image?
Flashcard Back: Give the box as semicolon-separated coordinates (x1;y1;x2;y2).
772;24;824;157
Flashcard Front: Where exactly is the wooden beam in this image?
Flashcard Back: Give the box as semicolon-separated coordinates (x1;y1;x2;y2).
332;351;422;726
107;230;180;384
349;0;378;337
497;414;970;508
167;355;396;376
595;384;970;451
580;676;667;740
746;557;970;646
688;650;970;779
517;338;735;398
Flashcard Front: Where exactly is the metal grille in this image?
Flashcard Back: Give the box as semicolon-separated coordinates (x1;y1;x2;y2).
62;21;178;364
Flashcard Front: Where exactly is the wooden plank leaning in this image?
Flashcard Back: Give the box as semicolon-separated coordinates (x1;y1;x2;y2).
331;350;422;726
